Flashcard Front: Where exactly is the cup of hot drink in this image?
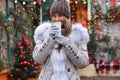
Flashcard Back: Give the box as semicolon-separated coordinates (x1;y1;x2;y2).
52;22;61;36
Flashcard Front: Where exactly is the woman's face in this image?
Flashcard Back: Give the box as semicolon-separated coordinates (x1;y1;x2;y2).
51;13;65;22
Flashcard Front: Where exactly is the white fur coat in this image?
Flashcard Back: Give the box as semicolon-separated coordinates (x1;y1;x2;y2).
33;22;89;80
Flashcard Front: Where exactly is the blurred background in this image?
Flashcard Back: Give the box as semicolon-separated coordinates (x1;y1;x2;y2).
0;0;120;80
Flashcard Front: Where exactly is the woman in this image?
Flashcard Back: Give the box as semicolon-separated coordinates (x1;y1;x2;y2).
33;0;90;80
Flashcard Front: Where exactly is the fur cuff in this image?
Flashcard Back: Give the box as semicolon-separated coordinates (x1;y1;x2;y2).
70;23;90;44
34;22;52;44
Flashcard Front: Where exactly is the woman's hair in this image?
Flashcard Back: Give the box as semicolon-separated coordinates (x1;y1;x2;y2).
62;17;72;36
56;17;72;51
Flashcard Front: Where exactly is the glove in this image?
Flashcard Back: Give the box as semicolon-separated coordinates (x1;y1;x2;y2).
49;25;60;39
55;35;70;46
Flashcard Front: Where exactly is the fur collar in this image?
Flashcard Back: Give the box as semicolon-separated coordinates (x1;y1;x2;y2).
34;22;89;44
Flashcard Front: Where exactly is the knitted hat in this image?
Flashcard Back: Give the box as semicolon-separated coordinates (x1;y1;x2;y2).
50;0;70;19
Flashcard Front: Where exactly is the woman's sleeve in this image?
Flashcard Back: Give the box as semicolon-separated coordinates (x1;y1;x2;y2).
32;22;55;65
64;23;90;69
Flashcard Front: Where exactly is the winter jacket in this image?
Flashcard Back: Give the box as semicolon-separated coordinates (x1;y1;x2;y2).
33;22;90;80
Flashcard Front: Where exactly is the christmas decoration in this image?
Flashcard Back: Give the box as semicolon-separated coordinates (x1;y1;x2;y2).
94;60;120;75
0;0;42;67
87;0;120;62
110;0;116;6
14;0;42;35
0;10;13;65
107;7;120;23
70;0;88;27
9;35;39;80
70;0;77;23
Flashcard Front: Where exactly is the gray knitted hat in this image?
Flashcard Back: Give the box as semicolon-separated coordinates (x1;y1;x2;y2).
50;0;70;19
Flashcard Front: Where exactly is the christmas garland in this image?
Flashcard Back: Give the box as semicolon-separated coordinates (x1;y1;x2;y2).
107;6;120;23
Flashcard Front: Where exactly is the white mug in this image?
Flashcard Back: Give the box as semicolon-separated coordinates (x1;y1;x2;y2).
52;22;61;35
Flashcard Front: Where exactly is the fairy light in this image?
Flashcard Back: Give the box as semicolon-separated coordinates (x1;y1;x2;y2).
33;1;36;5
94;2;97;5
43;0;46;2
15;0;17;3
23;1;26;5
118;2;120;5
106;2;108;5
75;1;78;4
84;1;86;4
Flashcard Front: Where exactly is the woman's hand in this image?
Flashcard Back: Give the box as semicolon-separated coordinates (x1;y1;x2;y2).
55;35;70;46
49;25;60;39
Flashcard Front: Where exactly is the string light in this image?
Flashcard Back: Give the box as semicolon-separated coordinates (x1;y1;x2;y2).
118;2;120;5
33;1;36;5
75;1;78;4
84;1;86;4
106;2;108;5
94;2;97;5
23;1;26;5
15;0;17;3
43;0;46;2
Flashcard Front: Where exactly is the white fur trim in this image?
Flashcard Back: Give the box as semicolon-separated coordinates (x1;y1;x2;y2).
50;49;68;80
34;22;52;44
69;23;90;44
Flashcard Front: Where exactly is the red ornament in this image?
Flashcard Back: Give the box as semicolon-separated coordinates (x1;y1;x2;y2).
16;68;20;71
71;15;75;19
30;59;33;61
32;64;34;67
34;62;37;65
72;7;75;11
24;61;27;65
22;35;28;41
27;62;30;65
70;0;73;4
35;67;38;69
17;41;24;50
21;51;25;55
24;67;27;70
20;55;23;58
17;41;22;46
20;62;23;65
29;53;32;56
110;0;116;6
10;74;13;77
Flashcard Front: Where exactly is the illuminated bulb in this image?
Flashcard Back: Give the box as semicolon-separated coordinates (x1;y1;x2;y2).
84;1;86;4
95;2;97;5
43;0;46;2
33;1;36;5
75;1;78;4
106;2;108;5
23;1;26;5
15;0;17;3
118;2;120;5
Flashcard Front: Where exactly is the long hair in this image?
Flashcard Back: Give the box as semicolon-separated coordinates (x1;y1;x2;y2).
62;17;72;36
